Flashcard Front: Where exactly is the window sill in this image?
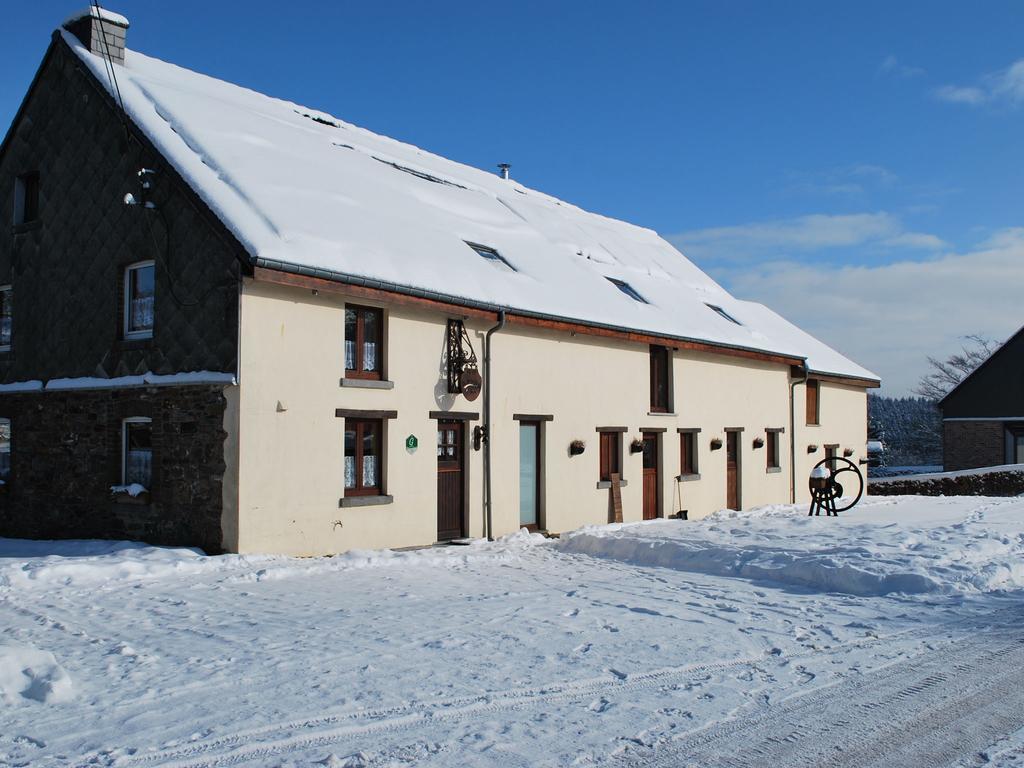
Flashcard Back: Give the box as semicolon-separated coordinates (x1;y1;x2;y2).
340;378;394;390
111;492;151;505
596;479;628;489
339;494;393;508
806;423;820;428
766;467;782;474
676;473;701;482
647;411;677;417
11;221;41;235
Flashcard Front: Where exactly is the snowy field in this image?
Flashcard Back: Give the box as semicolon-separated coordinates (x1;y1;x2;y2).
3;496;1024;767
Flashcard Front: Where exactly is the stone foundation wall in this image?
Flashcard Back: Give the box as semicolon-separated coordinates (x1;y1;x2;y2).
869;468;1024;497
0;384;229;552
943;421;1006;472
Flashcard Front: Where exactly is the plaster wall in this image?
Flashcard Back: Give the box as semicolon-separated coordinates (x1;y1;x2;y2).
235;279;870;555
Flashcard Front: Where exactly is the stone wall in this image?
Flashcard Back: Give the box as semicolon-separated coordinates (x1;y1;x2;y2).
870;468;1024;497
943;421;1005;471
0;384;228;552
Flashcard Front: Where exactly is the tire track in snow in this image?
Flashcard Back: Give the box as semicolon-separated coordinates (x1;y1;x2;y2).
102;604;1024;768
612;621;1024;767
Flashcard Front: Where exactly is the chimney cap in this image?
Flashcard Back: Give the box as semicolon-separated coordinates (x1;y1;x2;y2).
63;6;129;29
497;163;511;180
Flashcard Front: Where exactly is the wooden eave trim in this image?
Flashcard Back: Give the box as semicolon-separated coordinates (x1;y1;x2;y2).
429;410;479;421
809;372;881;389
336;409;398;419
251;266;805;368
513;413;554;422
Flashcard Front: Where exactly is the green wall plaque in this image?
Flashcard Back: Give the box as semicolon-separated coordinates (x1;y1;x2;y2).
406;434;419;451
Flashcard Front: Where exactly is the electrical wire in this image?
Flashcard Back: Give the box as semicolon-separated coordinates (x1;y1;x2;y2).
91;1;129;143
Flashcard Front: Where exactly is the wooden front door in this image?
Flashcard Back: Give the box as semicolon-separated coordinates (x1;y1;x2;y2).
726;431;740;511
642;432;659;520
437;420;464;541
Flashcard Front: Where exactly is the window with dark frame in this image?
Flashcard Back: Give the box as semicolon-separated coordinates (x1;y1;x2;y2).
0;417;10;484
766;430;780;470
122;418;153;488
124;262;155;339
806;379;820;425
606;277;648;304
680;431;698;476
466;242;516;272
344;305;383;380
14;172;39;225
705;303;742;325
649;345;670;413
344;418;382;496
0;286;11;351
599;431;621;482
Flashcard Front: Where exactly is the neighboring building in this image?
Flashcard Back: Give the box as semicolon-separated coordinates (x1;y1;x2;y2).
939;325;1024;471
0;9;879;555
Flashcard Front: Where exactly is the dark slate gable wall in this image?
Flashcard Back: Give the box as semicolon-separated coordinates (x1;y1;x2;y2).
941;329;1024;419
0;37;245;383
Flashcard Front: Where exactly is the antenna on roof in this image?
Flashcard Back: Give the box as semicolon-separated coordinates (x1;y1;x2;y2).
497;163;511;180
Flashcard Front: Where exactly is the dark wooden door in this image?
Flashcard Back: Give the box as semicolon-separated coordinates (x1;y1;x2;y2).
642;432;659;520
437;421;464;541
726;431;740;511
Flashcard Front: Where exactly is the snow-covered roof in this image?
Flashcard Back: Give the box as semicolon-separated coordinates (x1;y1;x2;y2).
61;29;877;382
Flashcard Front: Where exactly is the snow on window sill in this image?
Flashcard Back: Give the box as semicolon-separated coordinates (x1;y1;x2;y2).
339;494;393;508
339;378;395;390
110;483;149;498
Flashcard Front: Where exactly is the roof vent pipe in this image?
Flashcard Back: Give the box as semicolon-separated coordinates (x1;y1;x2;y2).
63;6;130;66
497;163;511;180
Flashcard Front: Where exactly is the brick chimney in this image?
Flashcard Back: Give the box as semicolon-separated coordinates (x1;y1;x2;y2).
63;7;129;66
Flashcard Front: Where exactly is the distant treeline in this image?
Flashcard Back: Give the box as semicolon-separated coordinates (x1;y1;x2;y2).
867;394;942;467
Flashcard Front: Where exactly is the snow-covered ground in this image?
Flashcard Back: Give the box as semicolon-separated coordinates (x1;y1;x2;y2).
3;496;1024;767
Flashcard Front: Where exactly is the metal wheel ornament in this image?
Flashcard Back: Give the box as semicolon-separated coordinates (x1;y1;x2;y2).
807;456;864;516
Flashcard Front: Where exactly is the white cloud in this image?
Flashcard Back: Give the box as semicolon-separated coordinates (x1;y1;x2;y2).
708;228;1024;396
780;165;898;199
878;55;925;79
934;57;1024;107
933;85;987;105
671;212;945;263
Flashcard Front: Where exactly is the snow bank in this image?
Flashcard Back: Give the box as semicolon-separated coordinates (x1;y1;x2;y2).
0;644;74;705
0;529;548;590
559;497;1024;596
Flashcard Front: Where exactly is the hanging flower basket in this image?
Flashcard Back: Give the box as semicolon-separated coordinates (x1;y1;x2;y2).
569;439;586;456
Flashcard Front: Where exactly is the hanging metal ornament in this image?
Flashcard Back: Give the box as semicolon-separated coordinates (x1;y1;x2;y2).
446;319;483;402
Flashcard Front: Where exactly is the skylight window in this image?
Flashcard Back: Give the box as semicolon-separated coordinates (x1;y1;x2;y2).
706;303;742;325
606;277;647;304
467;243;516;272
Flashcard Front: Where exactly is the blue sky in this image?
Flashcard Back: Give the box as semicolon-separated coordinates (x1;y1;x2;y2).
2;1;1022;395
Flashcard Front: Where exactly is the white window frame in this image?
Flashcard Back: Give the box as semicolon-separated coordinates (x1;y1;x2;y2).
0;285;11;352
123;261;155;340
122;417;153;487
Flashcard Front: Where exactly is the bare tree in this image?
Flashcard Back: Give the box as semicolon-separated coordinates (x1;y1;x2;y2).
915;335;1001;401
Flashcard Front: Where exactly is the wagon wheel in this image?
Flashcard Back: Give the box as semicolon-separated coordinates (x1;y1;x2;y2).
807;456;864;512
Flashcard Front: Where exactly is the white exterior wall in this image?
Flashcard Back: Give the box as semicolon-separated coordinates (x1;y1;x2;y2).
234;279;870;555
794;380;869;504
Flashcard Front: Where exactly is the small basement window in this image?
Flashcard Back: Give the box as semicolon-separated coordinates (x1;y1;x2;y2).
0;418;10;484
0;286;11;351
606;277;647;303
13;172;39;225
124;261;155;339
122;417;153;489
345;305;384;380
467;242;516;272
705;303;741;325
344;418;383;496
